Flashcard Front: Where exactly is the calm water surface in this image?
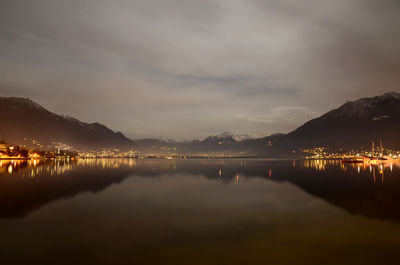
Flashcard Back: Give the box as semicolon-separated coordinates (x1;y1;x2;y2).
1;158;400;265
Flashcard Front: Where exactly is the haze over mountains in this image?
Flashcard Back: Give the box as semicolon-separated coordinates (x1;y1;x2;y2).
1;92;400;155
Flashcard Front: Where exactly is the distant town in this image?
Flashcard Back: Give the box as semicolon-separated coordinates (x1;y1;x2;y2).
2;139;400;162
0;141;78;160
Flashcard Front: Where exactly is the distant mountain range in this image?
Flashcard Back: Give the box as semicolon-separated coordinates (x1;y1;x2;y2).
134;92;400;156
1;92;400;155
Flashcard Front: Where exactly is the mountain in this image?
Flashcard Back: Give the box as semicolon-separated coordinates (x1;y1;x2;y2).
0;97;133;150
2;92;399;155
243;91;400;156
132;132;256;156
282;92;400;150
132;92;400;156
202;132;253;143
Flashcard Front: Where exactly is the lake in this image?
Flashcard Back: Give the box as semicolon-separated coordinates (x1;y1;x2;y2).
1;158;400;265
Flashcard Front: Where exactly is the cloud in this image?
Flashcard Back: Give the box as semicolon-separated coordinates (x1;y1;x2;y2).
0;0;399;139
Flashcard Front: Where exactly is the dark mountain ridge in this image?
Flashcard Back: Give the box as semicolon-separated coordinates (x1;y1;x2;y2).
281;92;400;150
0;97;133;150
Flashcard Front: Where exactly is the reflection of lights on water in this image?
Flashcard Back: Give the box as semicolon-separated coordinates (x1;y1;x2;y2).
234;174;239;182
0;158;137;176
2;158;397;183
128;159;136;168
301;159;399;178
373;167;376;183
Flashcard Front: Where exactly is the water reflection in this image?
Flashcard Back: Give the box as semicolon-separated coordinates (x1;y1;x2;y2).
0;158;400;222
297;159;394;184
2;158;400;265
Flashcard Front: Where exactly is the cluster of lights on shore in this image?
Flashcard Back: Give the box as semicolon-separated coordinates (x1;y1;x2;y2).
2;138;400;181
301;142;400;162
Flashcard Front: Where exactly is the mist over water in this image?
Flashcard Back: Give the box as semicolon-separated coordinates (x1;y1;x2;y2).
1;158;400;265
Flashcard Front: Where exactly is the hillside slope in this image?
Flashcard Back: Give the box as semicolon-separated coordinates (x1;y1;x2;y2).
0;97;133;150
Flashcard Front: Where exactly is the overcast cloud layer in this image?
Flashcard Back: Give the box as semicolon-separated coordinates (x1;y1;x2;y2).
1;0;399;139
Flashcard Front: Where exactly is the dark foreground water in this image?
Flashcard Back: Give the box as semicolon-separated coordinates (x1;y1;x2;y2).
1;158;400;265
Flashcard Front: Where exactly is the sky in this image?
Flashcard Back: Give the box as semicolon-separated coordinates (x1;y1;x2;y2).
1;0;400;140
